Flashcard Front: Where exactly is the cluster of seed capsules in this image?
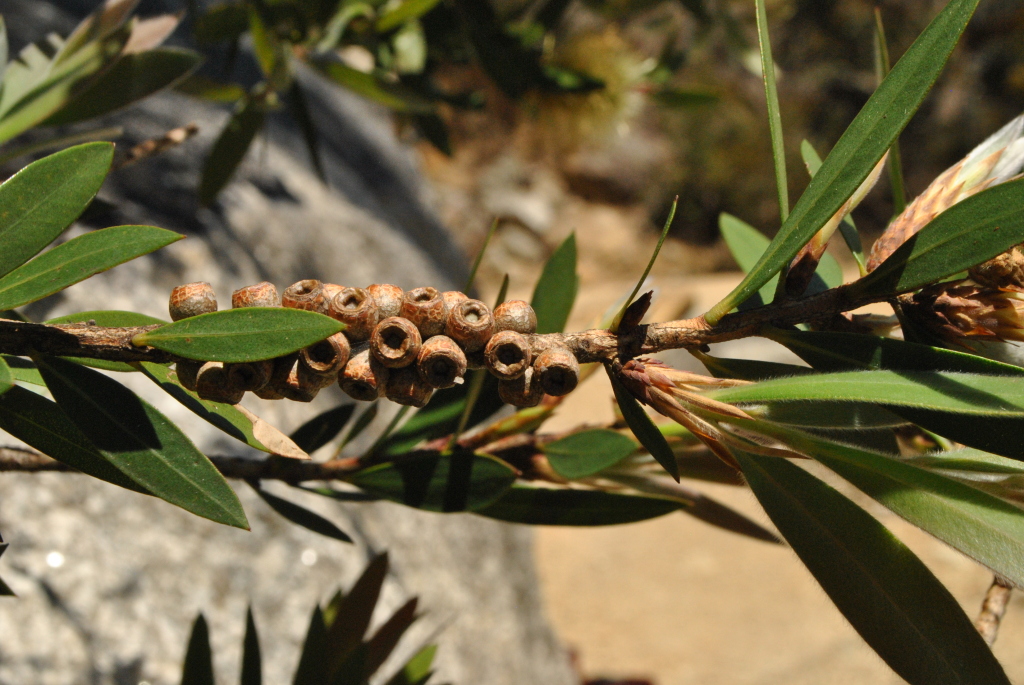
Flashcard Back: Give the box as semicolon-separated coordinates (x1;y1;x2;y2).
167;280;581;408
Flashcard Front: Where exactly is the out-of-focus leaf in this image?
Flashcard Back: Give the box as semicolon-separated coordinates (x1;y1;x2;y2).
36;356;248;529
288;80;325;182
735;449;1009;685
174;74;247;103
293;607;328;685
137;361;307;458
762;424;1024;588
767;329;1024;376
350;450;515;512
133;308;344;362
45;310;167;372
0;225;182;311
361;598;418;678
43;49;202;126
198;96;264;204
1;355;44;386
0;143;113;279
543;428;637;479
0;17;7;74
652;88;717;107
314;62;434;113
610;374;680;480
194;2;249;44
531;233;578;334
477;485;683;525
325;553;388;672
377;0;442;32
849;178;1024;299
180;614;215;685
452;0;545;98
341;402;378;449
706;0;983;323
755;0;788;222
0;385;143;491
612;198;676;332
290;404;355;454
386;644;436;685
0;531;12;596
0;357;10;396
250;482;352;543
241;607;262;685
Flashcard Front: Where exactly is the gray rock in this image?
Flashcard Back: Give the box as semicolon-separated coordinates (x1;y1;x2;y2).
0;4;576;684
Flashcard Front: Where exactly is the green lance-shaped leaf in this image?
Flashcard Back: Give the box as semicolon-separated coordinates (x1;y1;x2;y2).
762;423;1024;588
137;361;307;458
1;355;44;386
314;62;435;114
376;0;443;32
705;0;982;323
801;139;866;274
180;614;216;685
0;356;11;396
531;233;578;334
755;0;788;223
42;49;203;127
36;356;248;529
477;485;684;526
0;385;143;491
697;352;814;381
292;607;328;685
0;142;113;280
290;404;355;455
386;644;436;685
0;225;182;311
133;308;345;362
718;213;841;308
241;607;262;685
610;373;680;481
542;428;638;480
46;310;168;372
199;96;264;205
767;328;1024;376
249;482;353;543
351;450;516;512
848;177;1024;299
734;450;1009;685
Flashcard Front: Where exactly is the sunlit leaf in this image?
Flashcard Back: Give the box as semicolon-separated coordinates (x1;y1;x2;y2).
0;356;10;396
36;356;248;528
0;143;113;279
386;644;436;685
0;225;181;311
706;0;983;323
755;0;788;222
531;233;578;334
543;428;637;479
314;61;434;113
198;96;264;204
133;308;344;362
735;449;1009;685
376;0;442;32
800;139;866;273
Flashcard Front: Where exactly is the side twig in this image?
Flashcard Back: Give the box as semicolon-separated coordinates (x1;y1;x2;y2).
975;576;1014;647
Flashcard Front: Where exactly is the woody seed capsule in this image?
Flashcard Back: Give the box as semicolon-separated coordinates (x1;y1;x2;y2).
169;282;217;321
417;335;467;389
176;360;203;391
441;290;468;312
231;281;279;309
400;287;448;337
340;347;389;401
300;332;351;374
446;299;495;352
498;367;544;408
328;287;379;342
368;284;404;319
195;362;245;405
484;330;532;380
534;346;580;396
370;316;422;368
283;362;320;402
225;360;273;392
493;300;537;334
321;283;344;309
386;365;434;407
254;354;299;400
282;279;327;312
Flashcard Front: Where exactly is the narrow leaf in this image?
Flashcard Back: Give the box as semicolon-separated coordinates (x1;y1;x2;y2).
292;607;328;685
290;404;355;454
386;645;436;685
2;355;44;386
133;308;344;362
350;450;516;512
755;0;788;222
0;225;182;311
0;356;10;395
0;385;143;491
543;429;637;480
199;96;264;204
849;178;1024;299
531;233;578;334
0;143;113;279
36;356;249;528
735;450;1009;685
610;373;679;480
250;482;353;543
360;598;419;679
800;139;866;273
376;0;442;32
180;614;215;685
241;607;262;685
611;199;677;331
325;553;388;672
874;7;908;214
477;485;683;526
340;402;378;449
705;0;982;323
287;80;326;182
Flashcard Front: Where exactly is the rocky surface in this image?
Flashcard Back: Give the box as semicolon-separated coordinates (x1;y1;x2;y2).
0;3;576;684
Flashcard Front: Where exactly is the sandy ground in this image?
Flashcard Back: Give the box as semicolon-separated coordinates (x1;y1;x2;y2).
525;269;1024;685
